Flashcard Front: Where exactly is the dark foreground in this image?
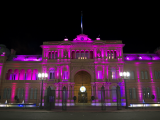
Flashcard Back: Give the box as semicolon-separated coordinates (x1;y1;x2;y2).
0;109;160;120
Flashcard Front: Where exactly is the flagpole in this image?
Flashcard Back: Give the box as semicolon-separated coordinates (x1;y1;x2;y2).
81;11;83;34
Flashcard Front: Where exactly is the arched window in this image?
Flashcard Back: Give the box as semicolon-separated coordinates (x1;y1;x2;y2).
63;71;68;79
97;71;102;79
13;69;19;80
112;86;117;101
6;69;13;80
26;69;32;80
32;69;38;80
49;69;55;79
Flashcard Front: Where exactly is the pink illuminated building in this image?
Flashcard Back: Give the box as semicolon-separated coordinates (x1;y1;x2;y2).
0;34;160;107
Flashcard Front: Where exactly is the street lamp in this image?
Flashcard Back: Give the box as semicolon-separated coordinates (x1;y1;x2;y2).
38;73;48;109
120;71;130;109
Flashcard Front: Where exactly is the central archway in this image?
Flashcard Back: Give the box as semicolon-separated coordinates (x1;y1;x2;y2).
74;71;91;103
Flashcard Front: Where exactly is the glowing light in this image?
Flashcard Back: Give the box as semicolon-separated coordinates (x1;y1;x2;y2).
126;72;130;77
42;73;44;77
123;72;126;76
80;86;86;92
96;38;100;40
45;73;48;77
38;73;41;78
120;72;122;76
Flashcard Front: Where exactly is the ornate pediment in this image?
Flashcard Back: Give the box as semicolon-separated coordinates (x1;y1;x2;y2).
73;34;92;42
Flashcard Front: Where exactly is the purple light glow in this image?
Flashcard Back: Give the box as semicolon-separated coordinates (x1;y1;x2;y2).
64;38;68;41
25;84;29;103
124;54;160;61
96;38;100;40
11;83;17;102
13;55;42;61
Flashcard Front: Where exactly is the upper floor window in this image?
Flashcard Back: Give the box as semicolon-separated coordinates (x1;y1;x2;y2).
48;51;58;59
130;71;135;79
49;69;55;79
155;71;160;79
63;71;68;79
111;68;116;79
97;71;102;79
141;71;148;79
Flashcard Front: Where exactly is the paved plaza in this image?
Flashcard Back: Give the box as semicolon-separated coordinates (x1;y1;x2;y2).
0;107;160;120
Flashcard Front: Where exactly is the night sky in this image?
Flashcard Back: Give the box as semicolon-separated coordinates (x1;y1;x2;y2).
1;3;159;55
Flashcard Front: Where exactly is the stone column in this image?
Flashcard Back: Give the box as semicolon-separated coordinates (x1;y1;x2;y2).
72;84;74;99
75;50;76;59
116;69;119;79
91;84;94;96
68;84;70;99
31;71;33;80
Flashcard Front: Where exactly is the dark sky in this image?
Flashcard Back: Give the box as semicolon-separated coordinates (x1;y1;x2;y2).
1;2;159;55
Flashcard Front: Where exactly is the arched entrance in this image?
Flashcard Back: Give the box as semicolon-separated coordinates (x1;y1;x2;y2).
74;71;91;103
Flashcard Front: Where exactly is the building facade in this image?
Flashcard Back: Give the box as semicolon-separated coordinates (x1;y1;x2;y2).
0;34;160;107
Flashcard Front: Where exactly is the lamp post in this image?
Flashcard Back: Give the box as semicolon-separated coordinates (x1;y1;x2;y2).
38;73;48;109
120;71;130;109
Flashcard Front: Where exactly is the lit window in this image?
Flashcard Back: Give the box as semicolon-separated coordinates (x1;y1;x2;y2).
98;71;102;79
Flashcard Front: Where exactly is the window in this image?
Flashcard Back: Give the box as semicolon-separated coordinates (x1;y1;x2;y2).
76;51;80;59
49;69;55;79
98;71;102;79
52;52;54;59
63;71;68;79
17;88;24;99
141;71;148;79
145;71;148;79
129;88;136;99
141;71;144;79
107;51;110;59
130;71;135;79
111;68;116;79
129;88;132;99
34;88;37;99
112;86;117;101
30;88;33;99
85;51;89;59
143;87;150;99
157;87;160;98
48;52;51;59
3;88;11;99
114;51;116;59
55;52;58;59
155;71;160;79
133;88;136;99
